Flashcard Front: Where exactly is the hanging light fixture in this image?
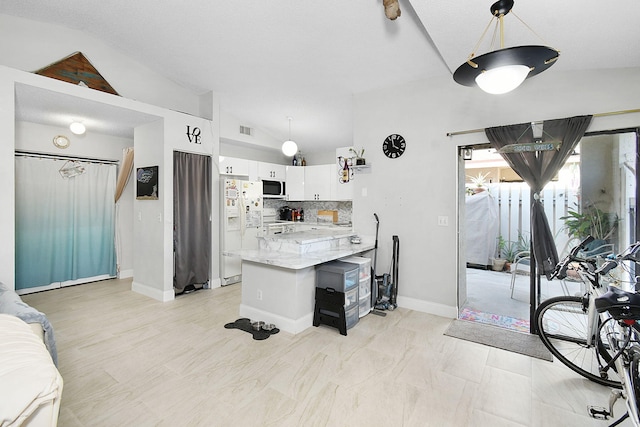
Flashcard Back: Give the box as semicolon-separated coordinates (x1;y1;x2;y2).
281;117;298;157
70;121;86;135
453;0;559;95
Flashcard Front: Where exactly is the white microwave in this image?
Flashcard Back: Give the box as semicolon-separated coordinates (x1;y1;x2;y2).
262;180;286;198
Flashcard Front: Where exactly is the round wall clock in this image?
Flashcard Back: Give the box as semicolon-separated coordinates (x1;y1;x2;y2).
53;135;70;149
382;134;406;159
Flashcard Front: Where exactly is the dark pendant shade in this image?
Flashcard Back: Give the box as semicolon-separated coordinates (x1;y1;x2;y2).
453;45;560;88
454;0;560;94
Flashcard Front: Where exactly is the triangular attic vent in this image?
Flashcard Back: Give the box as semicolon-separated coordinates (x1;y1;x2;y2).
34;51;120;96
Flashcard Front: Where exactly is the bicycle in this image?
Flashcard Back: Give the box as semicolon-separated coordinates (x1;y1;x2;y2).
535;236;622;388
589;242;640;426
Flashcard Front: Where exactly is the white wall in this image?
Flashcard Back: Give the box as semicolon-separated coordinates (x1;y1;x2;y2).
14;121;136;276
0;14;200;117
0;78;15;285
0;65;220;300
352;67;640;318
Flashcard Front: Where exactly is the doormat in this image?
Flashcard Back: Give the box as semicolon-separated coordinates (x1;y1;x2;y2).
459;307;530;333
444;319;553;361
224;318;280;340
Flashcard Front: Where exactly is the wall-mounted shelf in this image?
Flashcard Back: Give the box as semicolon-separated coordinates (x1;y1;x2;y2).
352;164;371;173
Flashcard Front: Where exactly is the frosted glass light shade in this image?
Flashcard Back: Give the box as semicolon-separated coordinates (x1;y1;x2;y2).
70;122;86;135
475;65;531;95
282;140;298;157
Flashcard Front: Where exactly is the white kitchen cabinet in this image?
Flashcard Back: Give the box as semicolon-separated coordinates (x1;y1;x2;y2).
285;166;305;201
258;162;286;181
219;156;250;176
304;164;332;201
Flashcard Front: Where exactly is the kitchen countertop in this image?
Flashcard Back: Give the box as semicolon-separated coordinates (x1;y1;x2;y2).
226;229;375;269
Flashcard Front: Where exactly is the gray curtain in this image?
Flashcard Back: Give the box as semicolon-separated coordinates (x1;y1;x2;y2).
173;151;211;293
486;115;592;333
485;115;592;278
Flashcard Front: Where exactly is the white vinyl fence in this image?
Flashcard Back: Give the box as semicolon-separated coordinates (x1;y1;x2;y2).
487;182;579;256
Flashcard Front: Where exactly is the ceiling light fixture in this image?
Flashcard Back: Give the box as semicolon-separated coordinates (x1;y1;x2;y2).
453;0;559;95
281;117;298;157
69;121;86;135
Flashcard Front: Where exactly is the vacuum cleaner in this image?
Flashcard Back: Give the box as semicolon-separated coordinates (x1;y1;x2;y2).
371;213;399;314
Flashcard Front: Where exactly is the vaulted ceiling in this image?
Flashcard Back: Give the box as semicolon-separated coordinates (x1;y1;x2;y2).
3;1;639;152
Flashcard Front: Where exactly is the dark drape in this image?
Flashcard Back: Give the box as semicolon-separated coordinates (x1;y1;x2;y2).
485;115;592;279
173;151;211;293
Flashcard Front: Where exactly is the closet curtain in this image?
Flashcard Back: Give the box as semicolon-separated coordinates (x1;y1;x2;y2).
15;157;117;290
173;151;211;293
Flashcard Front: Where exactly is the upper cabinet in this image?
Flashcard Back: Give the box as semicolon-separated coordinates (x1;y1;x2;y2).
257;162;286;181
285;166;305;201
219;156;250;176
304;165;332;201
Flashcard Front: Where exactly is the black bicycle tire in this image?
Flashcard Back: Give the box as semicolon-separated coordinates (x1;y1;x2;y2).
536;295;622;388
629;346;640;418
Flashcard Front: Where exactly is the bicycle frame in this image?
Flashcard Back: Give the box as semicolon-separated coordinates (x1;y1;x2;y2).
598;312;640;426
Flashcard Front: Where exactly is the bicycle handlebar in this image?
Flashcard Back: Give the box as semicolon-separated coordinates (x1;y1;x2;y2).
550;236;596;280
551;237;640;281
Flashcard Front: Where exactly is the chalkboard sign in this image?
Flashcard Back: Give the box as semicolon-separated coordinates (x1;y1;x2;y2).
136;166;158;200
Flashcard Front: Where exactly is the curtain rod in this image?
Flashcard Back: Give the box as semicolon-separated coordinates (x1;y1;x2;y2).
15;150;118;165
446;108;640;137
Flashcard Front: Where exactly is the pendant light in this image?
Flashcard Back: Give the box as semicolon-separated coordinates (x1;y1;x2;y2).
281;117;298;157
70;121;86;135
453;0;559;95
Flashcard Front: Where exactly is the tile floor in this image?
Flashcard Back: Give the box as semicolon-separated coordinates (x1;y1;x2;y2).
22;278;630;426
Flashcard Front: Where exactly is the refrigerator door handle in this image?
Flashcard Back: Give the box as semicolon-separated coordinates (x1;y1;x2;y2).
239;195;247;237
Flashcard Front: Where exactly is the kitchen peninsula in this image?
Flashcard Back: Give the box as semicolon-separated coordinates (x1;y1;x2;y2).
227;228;375;334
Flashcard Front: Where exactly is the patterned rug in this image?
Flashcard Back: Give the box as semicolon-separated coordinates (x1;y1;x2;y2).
459;307;530;333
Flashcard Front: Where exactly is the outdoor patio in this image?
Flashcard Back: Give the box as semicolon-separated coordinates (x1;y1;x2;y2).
461;267;583;333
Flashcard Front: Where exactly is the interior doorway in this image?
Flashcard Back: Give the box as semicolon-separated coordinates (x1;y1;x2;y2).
458;129;639;332
173;151;212;294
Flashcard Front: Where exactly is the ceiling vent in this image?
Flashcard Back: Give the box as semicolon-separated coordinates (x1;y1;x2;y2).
239;125;252;136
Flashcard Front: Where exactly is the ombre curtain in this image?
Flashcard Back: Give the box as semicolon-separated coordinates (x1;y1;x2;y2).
15;156;117;290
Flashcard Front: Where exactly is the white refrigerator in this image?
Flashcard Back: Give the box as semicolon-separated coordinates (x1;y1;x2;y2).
221;179;263;285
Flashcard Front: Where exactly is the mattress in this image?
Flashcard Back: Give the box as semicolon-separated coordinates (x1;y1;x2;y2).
0;314;63;427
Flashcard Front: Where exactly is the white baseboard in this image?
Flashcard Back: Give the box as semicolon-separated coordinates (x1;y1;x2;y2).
132;281;175;302
16;283;59;295
396;295;457;319
239;304;313;335
208;277;222;289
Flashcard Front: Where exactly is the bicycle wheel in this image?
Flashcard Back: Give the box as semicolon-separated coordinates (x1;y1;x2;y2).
628;346;640;422
536;295;622;388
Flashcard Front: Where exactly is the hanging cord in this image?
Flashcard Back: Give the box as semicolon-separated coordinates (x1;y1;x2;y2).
510;11;558;50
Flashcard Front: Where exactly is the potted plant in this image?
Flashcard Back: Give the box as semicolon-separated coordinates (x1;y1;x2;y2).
467;171;490;194
349;147;366;165
561;202;619;241
503;232;531;271
492;235;508;271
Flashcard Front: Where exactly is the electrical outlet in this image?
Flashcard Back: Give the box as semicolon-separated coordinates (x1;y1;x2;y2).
257;289;263;300
438;216;449;226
